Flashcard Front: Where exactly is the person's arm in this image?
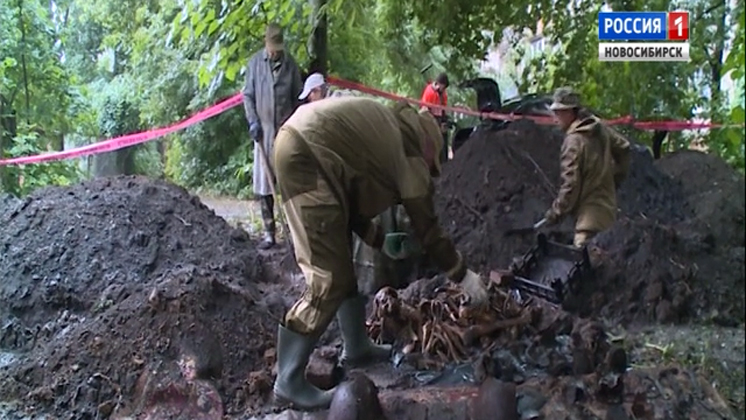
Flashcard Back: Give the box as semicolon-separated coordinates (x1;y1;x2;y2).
420;86;434;104
607;126;631;186
400;191;466;281
242;57;259;124
395;153;466;282
549;134;583;219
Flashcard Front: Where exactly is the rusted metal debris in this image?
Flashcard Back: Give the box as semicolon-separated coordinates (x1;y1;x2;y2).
366;282;541;367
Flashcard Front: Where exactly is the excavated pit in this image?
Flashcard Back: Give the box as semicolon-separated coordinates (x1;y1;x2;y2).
243;276;738;420
0;119;743;419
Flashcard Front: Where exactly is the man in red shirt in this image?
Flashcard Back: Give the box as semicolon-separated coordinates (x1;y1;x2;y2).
420;72;450;164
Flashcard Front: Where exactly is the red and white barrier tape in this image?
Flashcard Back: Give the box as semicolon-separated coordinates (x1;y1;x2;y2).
0;94;242;166
0;77;741;166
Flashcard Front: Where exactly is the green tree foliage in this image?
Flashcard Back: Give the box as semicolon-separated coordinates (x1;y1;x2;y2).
1;0;743;196
521;0;744;169
721;2;745;170
4;128;81;196
1;0;78;193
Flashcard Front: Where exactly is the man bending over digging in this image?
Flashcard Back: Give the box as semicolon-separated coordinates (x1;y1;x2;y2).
270;96;490;410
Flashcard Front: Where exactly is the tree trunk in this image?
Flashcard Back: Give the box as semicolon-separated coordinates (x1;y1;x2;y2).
157;140;166;168
0;96;18;192
17;0;31;124
91;148;136;177
91;97;139;178
708;3;729;111
307;0;328;76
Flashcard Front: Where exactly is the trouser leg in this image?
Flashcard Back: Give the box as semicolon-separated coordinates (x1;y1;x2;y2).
282;183;357;336
272;182;355;409
271;128;354;410
257;194;276;249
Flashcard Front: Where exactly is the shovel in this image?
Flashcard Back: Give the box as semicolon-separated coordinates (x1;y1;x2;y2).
504;218;547;236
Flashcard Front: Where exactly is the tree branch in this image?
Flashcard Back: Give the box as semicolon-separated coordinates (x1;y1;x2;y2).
697;0;727;21
17;0;30;124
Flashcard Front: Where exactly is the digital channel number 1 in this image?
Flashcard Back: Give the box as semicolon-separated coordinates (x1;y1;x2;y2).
668;11;689;41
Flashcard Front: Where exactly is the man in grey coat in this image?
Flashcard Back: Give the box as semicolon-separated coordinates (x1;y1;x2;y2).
243;23;303;249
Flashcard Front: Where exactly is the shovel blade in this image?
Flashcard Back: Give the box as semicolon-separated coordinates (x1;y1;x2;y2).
504;218;547;236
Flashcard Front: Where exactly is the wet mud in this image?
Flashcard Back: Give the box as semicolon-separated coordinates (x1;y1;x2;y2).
0;119;743;419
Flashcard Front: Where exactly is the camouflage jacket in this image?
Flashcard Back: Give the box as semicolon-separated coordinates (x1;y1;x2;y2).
551;115;630;232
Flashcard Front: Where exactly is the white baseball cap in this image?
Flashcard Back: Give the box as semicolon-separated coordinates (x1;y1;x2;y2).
299;73;326;100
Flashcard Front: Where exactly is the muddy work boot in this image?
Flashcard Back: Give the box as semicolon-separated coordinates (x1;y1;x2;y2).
337;295;392;367
257;194;276;250
273;325;336;410
258;227;276;250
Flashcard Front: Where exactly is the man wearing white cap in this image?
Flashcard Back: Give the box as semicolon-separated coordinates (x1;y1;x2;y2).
299;72;357;103
299;73;330;102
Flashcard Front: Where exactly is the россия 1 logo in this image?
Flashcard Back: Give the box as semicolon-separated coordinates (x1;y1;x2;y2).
597;11;690;62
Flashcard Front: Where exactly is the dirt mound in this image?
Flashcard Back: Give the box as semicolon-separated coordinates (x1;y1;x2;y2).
435;122;743;326
435;120;690;270
578;218;745;325
656;150;746;248
0;176;283;418
581;151;746;326
616;147;693;221
0;176;262;328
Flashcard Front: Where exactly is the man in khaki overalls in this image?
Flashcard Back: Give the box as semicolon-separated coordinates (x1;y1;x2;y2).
545;87;631;247
271;97;490;410
298;74;423;295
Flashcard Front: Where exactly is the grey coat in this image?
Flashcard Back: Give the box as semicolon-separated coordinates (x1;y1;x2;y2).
242;48;302;196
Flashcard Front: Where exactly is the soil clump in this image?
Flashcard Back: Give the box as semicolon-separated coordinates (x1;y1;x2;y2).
0;176;284;418
435;121;744;325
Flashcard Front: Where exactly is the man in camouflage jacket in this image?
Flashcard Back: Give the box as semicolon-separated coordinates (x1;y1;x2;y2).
298;73;422;295
269;97;490;410
545;87;631;247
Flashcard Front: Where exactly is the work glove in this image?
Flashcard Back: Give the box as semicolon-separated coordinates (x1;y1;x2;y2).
249;121;262;142
381;232;414;260
544;208;561;226
460;270;489;307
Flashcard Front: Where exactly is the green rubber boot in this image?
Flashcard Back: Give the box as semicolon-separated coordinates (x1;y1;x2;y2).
273;325;336;410
337;295;392;366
